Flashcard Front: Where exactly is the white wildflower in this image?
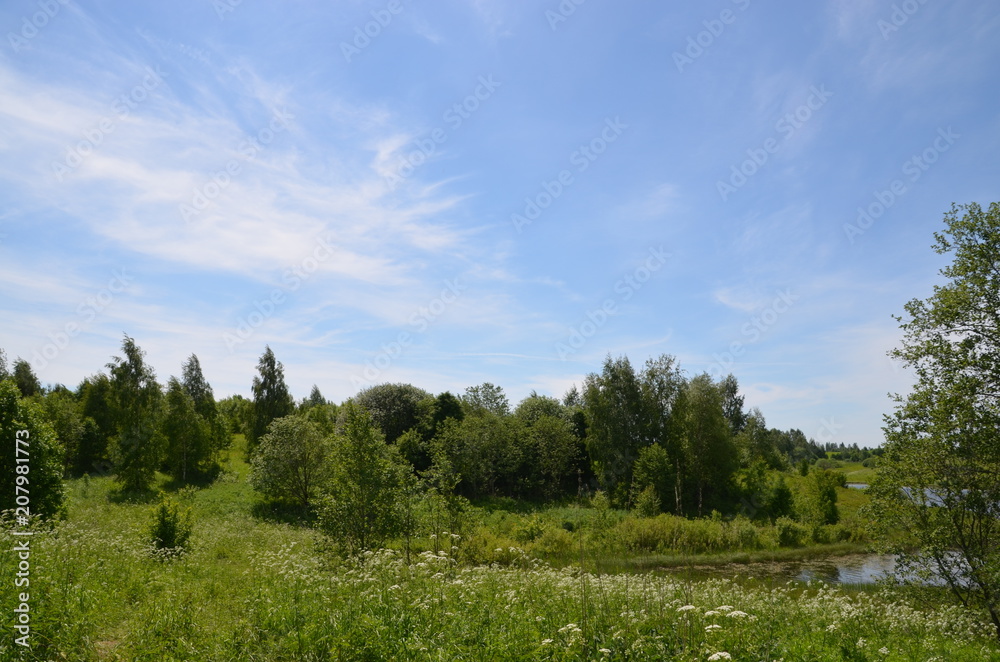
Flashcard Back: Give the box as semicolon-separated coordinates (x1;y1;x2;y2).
677;604;698;612
708;653;732;661
705;624;722;632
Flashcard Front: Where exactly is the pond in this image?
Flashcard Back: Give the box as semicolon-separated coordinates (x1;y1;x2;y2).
660;553;899;585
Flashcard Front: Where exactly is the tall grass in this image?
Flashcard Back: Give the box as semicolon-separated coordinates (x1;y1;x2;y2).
0;447;995;660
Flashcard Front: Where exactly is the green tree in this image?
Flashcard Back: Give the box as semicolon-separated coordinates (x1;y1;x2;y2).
682;374;737;516
868;201;1000;639
354;382;431;443
162;377;212;483
462;382;510;416
584;355;649;505
526;414;579;499
40;388;85;476
0;380;65;519
249;415;331;508
801;469;840;527
181;354;228;454
13;358;41;397
514;392;569;425
107;336;164;493
318;403;407;555
248;346;293;456
76;374;115;476
632;442;673;514
0;347;8;381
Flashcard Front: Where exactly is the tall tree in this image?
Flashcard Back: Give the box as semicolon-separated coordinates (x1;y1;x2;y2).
248;346;293;456
40;389;85;476
0;380;65;519
13;358;41;398
583;355;649;505
0;347;8;381
77;374;115;475
719;373;748;435
181;354;228;454
162;377;212;483
107;335;164;492
682;373;737;516
868;201;1000;639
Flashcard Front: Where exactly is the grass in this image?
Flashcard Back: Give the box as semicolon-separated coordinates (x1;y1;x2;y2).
1;443;996;660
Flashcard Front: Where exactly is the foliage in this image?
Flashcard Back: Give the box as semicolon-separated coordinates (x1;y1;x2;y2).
249;415;331;508
161;377;214;483
353;382;431;443
247;346;294;455
0;379;66;519
148;493;193;554
318;403;409;555
462;382;511;416
801;469;841;529
12;357;42;397
869;201;1000;640
107;335;164;493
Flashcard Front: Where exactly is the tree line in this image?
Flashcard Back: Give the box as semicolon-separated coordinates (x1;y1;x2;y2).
1;339;855;526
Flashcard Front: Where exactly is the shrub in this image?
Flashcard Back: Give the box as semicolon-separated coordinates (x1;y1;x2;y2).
634;484;660;518
149;494;193;555
775;516;807;547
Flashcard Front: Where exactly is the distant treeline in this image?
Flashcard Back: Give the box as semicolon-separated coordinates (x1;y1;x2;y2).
0;340;878;522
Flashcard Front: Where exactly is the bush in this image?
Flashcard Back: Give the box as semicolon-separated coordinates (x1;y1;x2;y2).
634;485;660;518
775;516;807;547
149;495;193;555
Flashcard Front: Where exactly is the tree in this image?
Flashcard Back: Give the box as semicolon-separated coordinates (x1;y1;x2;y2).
719;374;747;435
514;392;569;425
304;384;326;409
162;377;212;483
462;382;510;417
354;382;431;443
318;403;407;555
13;358;41;398
0;347;8;381
584;355;649;505
682;374;737;517
249;415;331;508
526;414;579;499
76;374;115;475
0;380;65;519
181;354;228;456
632;442;673;514
107;336;163;492
40;388;85;476
868;202;1000;639
248;346;293;455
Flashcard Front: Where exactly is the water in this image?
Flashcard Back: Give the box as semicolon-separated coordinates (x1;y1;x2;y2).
661;553;899;585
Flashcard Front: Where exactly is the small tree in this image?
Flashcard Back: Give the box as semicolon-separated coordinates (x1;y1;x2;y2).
318;403;407;556
148;494;193;555
162;378;212;483
249;416;331;508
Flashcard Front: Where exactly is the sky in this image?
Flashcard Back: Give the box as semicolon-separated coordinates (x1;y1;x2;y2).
1;0;998;448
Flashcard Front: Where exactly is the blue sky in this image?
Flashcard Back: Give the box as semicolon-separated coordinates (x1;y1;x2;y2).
1;0;998;447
